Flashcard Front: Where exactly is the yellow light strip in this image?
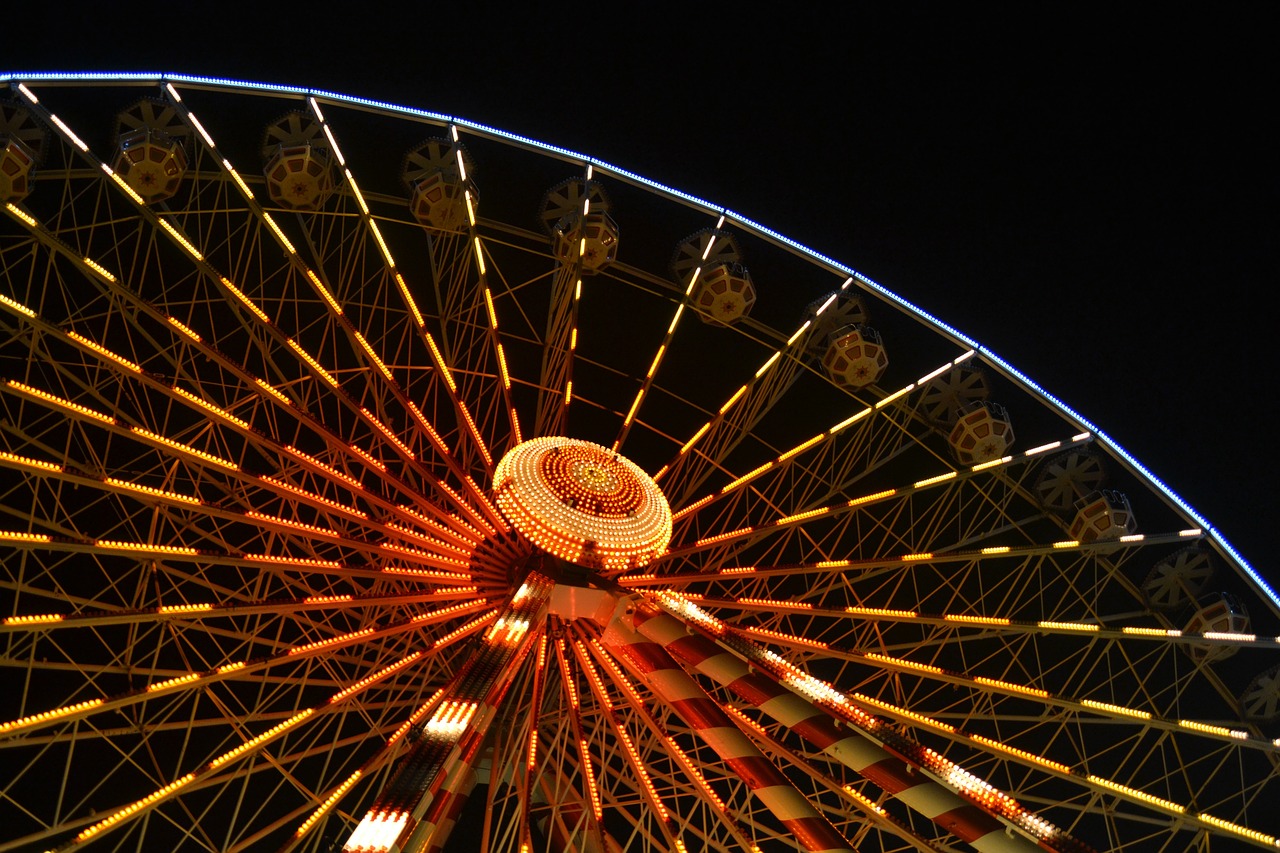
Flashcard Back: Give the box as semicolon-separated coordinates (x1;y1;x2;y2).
254;377;291;406
260;212;297;254
105;477;200;505
97;540;199;556
846;606;917;618
973;676;1048;698
0;292;36;318
353;331;394;381
424;332;457;392
4;202;37;227
132;427;239;470
284;446;364;490
186;112;215;148
875;383;914;408
296;770;363;837
944;613;1011;626
157;603;213;614
914;471;957;488
287;339;340;387
221;277;271;323
1197;813;1278;846
395;273;424;327
1086;775;1184;813
306;269;342;314
852;693;955;732
1037;620;1099;632
0;698;105;734
209;709;315;769
829;407;871;434
4;613;64;625
166;316;201;341
0;450;63;472
102;164;144;204
863;652;944;674
224;160;254;199
49;113;88;152
82;255;117;282
970;735;1071;774
66;331;142;373
172;386;249;429
1177;719;1248;739
1080;699;1151;719
157;218;203;260
74;772;197;842
361;407;414;458
7;380;116;424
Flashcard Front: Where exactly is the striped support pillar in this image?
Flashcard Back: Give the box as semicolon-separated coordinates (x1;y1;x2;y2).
601;609;855;853
345;576;552;853
631;602;1073;853
418;766;477;853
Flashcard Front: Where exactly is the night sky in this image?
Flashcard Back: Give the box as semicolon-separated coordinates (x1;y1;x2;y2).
8;10;1273;578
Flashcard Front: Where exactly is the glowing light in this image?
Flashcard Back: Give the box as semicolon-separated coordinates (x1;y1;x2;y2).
944;613;1010;626
973;676;1048;697
222;277;271;323
0;698;105;733
1087;775;1184;813
66;332;142;372
82;256;117;282
875;383;913;408
1038;620;1099;632
106;477;200;505
261;212;297;254
493;437;671;571
830;407;871;433
1178;719;1248;739
4;613;63;625
74;773;197;842
187;112;215;148
132;427;239;470
288;339;340;387
157;218;203;260
0;530;51;543
1197;814;1278;845
296;770;362;837
4;202;37;227
864;652;943;674
970;735;1071;774
49;113;89;151
346;810;409;851
0;450;62;472
172;386;250;429
1081;699;1151;719
224;161;254;198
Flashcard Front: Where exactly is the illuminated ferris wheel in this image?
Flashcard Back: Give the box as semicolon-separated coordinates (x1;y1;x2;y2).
1;73;1278;853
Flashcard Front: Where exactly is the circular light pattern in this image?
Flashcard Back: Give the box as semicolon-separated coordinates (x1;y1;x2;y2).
493;437;671;572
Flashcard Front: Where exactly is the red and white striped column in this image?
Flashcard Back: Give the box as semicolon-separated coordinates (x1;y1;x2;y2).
631;600;1079;853
601;607;855;853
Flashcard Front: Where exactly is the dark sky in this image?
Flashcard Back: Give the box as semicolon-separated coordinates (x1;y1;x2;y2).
7;8;1274;580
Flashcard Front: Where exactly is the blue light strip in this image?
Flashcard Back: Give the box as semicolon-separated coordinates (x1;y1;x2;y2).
3;71;1274;609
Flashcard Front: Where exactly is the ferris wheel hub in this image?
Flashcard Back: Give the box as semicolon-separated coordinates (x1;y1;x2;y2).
493;437;671;574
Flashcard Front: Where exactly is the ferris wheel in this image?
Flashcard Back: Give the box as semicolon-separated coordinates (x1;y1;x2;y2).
0;73;1277;853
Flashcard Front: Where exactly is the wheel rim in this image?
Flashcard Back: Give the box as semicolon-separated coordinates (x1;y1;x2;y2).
1;73;1277;853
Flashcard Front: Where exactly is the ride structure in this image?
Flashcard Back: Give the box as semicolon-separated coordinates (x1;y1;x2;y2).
1;73;1277;852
